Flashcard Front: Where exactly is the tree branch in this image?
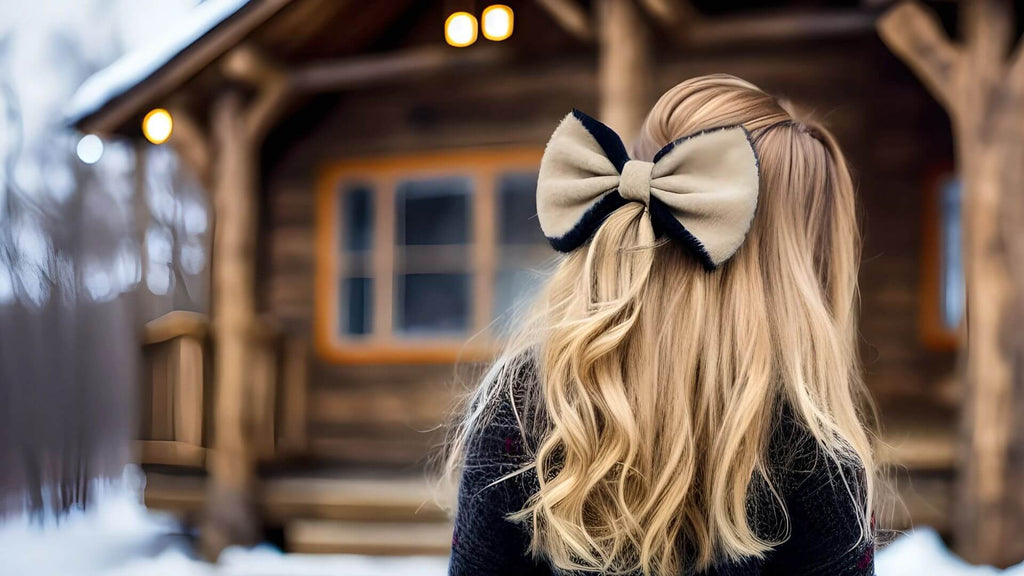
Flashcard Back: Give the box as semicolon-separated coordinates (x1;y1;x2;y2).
877;0;961;112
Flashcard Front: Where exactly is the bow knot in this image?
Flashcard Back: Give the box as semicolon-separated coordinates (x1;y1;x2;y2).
619;160;654;205
536;109;760;270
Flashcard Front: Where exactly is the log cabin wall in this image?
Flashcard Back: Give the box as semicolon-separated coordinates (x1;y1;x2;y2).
257;34;956;473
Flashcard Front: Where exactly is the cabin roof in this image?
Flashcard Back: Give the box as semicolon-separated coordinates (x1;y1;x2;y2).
66;0;256;128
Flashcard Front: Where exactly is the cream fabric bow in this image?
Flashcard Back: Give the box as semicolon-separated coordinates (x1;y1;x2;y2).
536;109;760;270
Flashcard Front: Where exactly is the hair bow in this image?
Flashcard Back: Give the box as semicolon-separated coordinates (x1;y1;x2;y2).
536;109;760;270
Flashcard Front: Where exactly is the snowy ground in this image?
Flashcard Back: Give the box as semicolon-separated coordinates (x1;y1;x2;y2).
1;470;1022;576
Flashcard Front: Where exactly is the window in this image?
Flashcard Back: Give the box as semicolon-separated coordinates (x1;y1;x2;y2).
938;178;964;330
316;149;548;364
494;172;549;328
920;167;965;350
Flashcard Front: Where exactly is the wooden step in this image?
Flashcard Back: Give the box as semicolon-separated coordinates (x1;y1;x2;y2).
286;519;453;555
262;476;452;523
143;472;454;523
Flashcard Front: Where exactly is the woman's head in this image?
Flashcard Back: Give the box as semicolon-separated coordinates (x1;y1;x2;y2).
447;74;875;575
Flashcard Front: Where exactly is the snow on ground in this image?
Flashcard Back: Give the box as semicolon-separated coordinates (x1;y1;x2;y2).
0;468;1022;576
876;528;1024;576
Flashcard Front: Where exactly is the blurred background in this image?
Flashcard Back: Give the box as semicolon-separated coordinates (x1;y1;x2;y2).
2;0;1024;574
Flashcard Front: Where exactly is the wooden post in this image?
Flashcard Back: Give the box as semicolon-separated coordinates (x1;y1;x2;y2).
597;0;651;148
201;89;261;560
133;141;149;312
879;0;1024;566
200;47;295;561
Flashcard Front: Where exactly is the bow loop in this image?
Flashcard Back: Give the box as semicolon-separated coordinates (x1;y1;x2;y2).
536;109;760;270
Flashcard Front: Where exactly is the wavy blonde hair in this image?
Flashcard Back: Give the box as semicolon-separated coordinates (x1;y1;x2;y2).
445;74;877;575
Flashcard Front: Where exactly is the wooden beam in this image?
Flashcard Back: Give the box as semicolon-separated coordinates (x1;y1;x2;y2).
963;0;1014;80
200;89;261;561
136;440;206;468
290;45;506;93
638;0;698;28
598;0;651;147
166;105;211;185
222;44;284;87
877;1;961;111
221;45;294;143
687;9;874;46
535;0;594;42
143;310;209;345
1007;36;1024;88
246;78;291;142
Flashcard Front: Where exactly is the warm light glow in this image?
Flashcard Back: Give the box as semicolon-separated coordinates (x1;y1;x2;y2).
142;108;173;145
445;11;478;47
482;5;513;41
76;134;104;164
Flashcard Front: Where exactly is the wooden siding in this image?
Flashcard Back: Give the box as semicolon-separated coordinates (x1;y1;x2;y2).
257;36;957;471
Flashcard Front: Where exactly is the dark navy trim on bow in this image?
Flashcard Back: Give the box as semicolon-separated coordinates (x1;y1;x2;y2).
653;122;760;172
570;109;630;173
648;198;716;271
545;191;629;253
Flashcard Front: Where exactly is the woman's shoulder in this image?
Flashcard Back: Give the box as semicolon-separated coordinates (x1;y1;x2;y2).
766;408;867;492
463;355;544;465
756;407;874;574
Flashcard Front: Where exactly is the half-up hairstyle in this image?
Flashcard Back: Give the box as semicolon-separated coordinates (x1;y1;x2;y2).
445;74;877;575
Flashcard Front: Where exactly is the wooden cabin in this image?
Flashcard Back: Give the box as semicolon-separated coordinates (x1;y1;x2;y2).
70;0;965;559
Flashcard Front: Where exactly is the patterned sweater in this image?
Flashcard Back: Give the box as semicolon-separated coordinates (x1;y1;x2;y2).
448;380;875;576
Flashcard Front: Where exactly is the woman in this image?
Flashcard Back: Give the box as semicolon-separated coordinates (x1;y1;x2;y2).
445;74;879;575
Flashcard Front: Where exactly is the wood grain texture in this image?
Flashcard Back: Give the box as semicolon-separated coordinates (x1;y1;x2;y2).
255;36;958;527
597;0;651;147
880;0;1024;565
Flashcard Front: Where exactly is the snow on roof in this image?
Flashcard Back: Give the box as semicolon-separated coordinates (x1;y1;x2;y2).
65;0;252;128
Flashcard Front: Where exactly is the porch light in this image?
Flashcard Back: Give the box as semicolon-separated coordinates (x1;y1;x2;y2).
142;108;173;145
445;11;478;47
76;134;104;164
481;5;513;41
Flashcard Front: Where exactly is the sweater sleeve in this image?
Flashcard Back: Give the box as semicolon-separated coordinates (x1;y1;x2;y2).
762;426;875;576
448;389;552;576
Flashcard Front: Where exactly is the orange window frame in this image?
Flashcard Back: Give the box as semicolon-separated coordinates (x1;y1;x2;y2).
919;164;962;351
315;147;543;365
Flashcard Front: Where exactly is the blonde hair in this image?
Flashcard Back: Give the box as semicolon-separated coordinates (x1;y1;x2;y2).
445;74;877;575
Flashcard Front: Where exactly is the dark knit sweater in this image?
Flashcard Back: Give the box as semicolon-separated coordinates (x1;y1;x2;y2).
448;379;875;576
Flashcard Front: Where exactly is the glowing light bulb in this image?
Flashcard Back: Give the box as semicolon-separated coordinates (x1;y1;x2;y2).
445;11;478;48
142;108;173;145
76;134;104;164
482;5;513;41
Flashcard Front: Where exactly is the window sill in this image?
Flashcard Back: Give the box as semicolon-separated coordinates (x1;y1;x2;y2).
314;338;496;365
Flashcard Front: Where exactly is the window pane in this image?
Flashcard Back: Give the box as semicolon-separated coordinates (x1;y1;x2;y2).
396;177;470;246
395;273;470;335
342;183;374;251
940;177;964;329
498;172;545;245
493;268;543;325
341;277;373;336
